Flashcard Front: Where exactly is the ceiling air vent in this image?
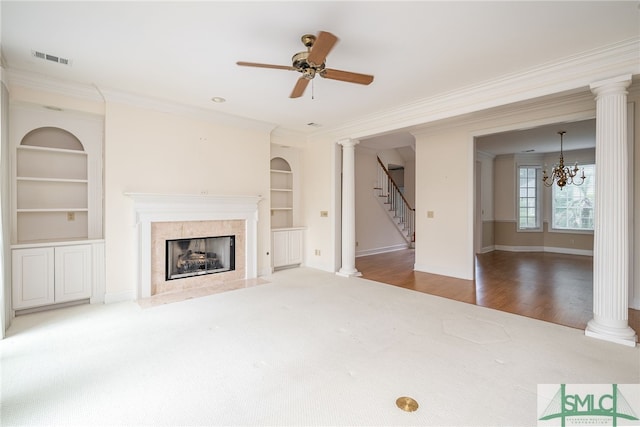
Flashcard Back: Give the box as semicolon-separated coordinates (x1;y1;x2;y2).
31;50;71;66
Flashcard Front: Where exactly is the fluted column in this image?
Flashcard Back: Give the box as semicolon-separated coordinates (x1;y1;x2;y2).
586;75;637;346
337;139;362;277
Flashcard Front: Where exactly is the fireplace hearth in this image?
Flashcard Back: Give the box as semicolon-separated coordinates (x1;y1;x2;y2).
166;235;235;280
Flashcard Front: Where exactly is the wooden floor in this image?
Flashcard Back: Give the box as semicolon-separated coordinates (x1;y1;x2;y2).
355;249;639;341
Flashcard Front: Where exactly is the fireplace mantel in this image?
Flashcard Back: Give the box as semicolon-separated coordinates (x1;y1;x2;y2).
126;193;262;298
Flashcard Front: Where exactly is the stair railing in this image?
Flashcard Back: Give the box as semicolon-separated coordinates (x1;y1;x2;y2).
375;157;415;242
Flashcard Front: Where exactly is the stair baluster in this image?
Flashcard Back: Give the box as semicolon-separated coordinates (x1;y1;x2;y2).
375;157;415;244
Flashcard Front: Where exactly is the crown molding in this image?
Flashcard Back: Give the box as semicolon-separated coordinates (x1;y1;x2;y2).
6;68;104;102
410;89;597;138
316;37;640;141
6;68;276;133
476;150;496;160
270;127;308;148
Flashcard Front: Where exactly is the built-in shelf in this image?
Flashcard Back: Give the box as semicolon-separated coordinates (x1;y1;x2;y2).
17;208;89;213
10;104;106;309
270;158;293;229
17;177;88;183
11;105;103;244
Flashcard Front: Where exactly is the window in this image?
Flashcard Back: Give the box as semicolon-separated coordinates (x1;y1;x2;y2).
552;164;595;231
518;166;541;230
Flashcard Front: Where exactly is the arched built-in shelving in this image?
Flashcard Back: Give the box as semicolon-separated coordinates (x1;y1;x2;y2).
270;157;293;229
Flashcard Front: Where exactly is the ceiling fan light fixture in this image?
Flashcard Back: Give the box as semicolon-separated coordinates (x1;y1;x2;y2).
211;97;226;103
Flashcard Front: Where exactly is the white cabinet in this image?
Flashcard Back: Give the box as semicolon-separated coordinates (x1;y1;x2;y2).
11;247;54;309
272;228;304;269
12;243;93;310
54;245;92;303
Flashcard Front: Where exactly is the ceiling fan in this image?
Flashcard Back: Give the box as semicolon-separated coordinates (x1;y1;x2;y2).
237;31;374;98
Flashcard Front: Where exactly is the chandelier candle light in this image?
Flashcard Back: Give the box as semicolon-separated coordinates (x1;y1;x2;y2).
542;131;586;189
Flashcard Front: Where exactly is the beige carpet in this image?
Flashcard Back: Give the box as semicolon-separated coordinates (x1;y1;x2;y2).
1;267;638;426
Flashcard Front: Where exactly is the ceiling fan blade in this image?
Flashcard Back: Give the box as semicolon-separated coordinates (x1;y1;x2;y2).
236;61;295;71
290;77;310;98
307;31;338;66
321;68;374;85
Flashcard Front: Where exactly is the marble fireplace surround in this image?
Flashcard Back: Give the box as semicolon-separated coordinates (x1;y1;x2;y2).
126;193;261;299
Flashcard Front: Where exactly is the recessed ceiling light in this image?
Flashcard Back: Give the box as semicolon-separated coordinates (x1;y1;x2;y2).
211;97;226;103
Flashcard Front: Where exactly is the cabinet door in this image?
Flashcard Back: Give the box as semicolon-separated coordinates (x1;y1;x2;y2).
287;229;303;265
272;231;289;268
12;248;55;309
55;245;92;303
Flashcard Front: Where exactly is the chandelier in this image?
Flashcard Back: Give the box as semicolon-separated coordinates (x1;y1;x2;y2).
542;131;586;189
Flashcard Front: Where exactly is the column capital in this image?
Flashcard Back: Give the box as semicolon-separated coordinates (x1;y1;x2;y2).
590;74;632;96
337;138;359;148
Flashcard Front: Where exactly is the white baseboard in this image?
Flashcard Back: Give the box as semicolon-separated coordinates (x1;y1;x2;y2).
258;267;273;277
356;243;409;258
479;245;495;254
494;245;545;252
494;245;593;256
104;290;136;304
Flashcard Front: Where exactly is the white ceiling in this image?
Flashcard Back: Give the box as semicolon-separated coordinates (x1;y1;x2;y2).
1;1;638;144
476;118;596;156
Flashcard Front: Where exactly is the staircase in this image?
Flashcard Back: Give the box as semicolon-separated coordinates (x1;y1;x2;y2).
374;156;415;247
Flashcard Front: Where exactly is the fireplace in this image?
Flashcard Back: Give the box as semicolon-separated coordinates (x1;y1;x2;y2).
166;235;235;280
126;193;261;299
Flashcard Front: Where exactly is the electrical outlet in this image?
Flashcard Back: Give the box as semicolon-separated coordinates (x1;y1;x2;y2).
67;212;75;221
320;211;328;217
315;249;321;256
427;211;434;218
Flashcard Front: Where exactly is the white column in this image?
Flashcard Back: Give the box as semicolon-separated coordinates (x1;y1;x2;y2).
337;139;362;277
586;75;637;347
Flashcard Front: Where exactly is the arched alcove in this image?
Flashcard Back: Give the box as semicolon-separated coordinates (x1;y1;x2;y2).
21;126;85;151
270;157;293;228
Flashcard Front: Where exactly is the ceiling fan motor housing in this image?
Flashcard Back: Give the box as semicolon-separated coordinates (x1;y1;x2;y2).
292;51;325;78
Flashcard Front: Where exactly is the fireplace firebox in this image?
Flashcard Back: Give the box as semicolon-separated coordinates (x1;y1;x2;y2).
166;235;235;280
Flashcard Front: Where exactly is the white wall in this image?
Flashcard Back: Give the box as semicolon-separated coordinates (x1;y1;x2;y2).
300;137;337;272
414;128;475;279
377;149;405;171
494;155;515;221
477;151;495;221
403;155;416;208
103;102;272;300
